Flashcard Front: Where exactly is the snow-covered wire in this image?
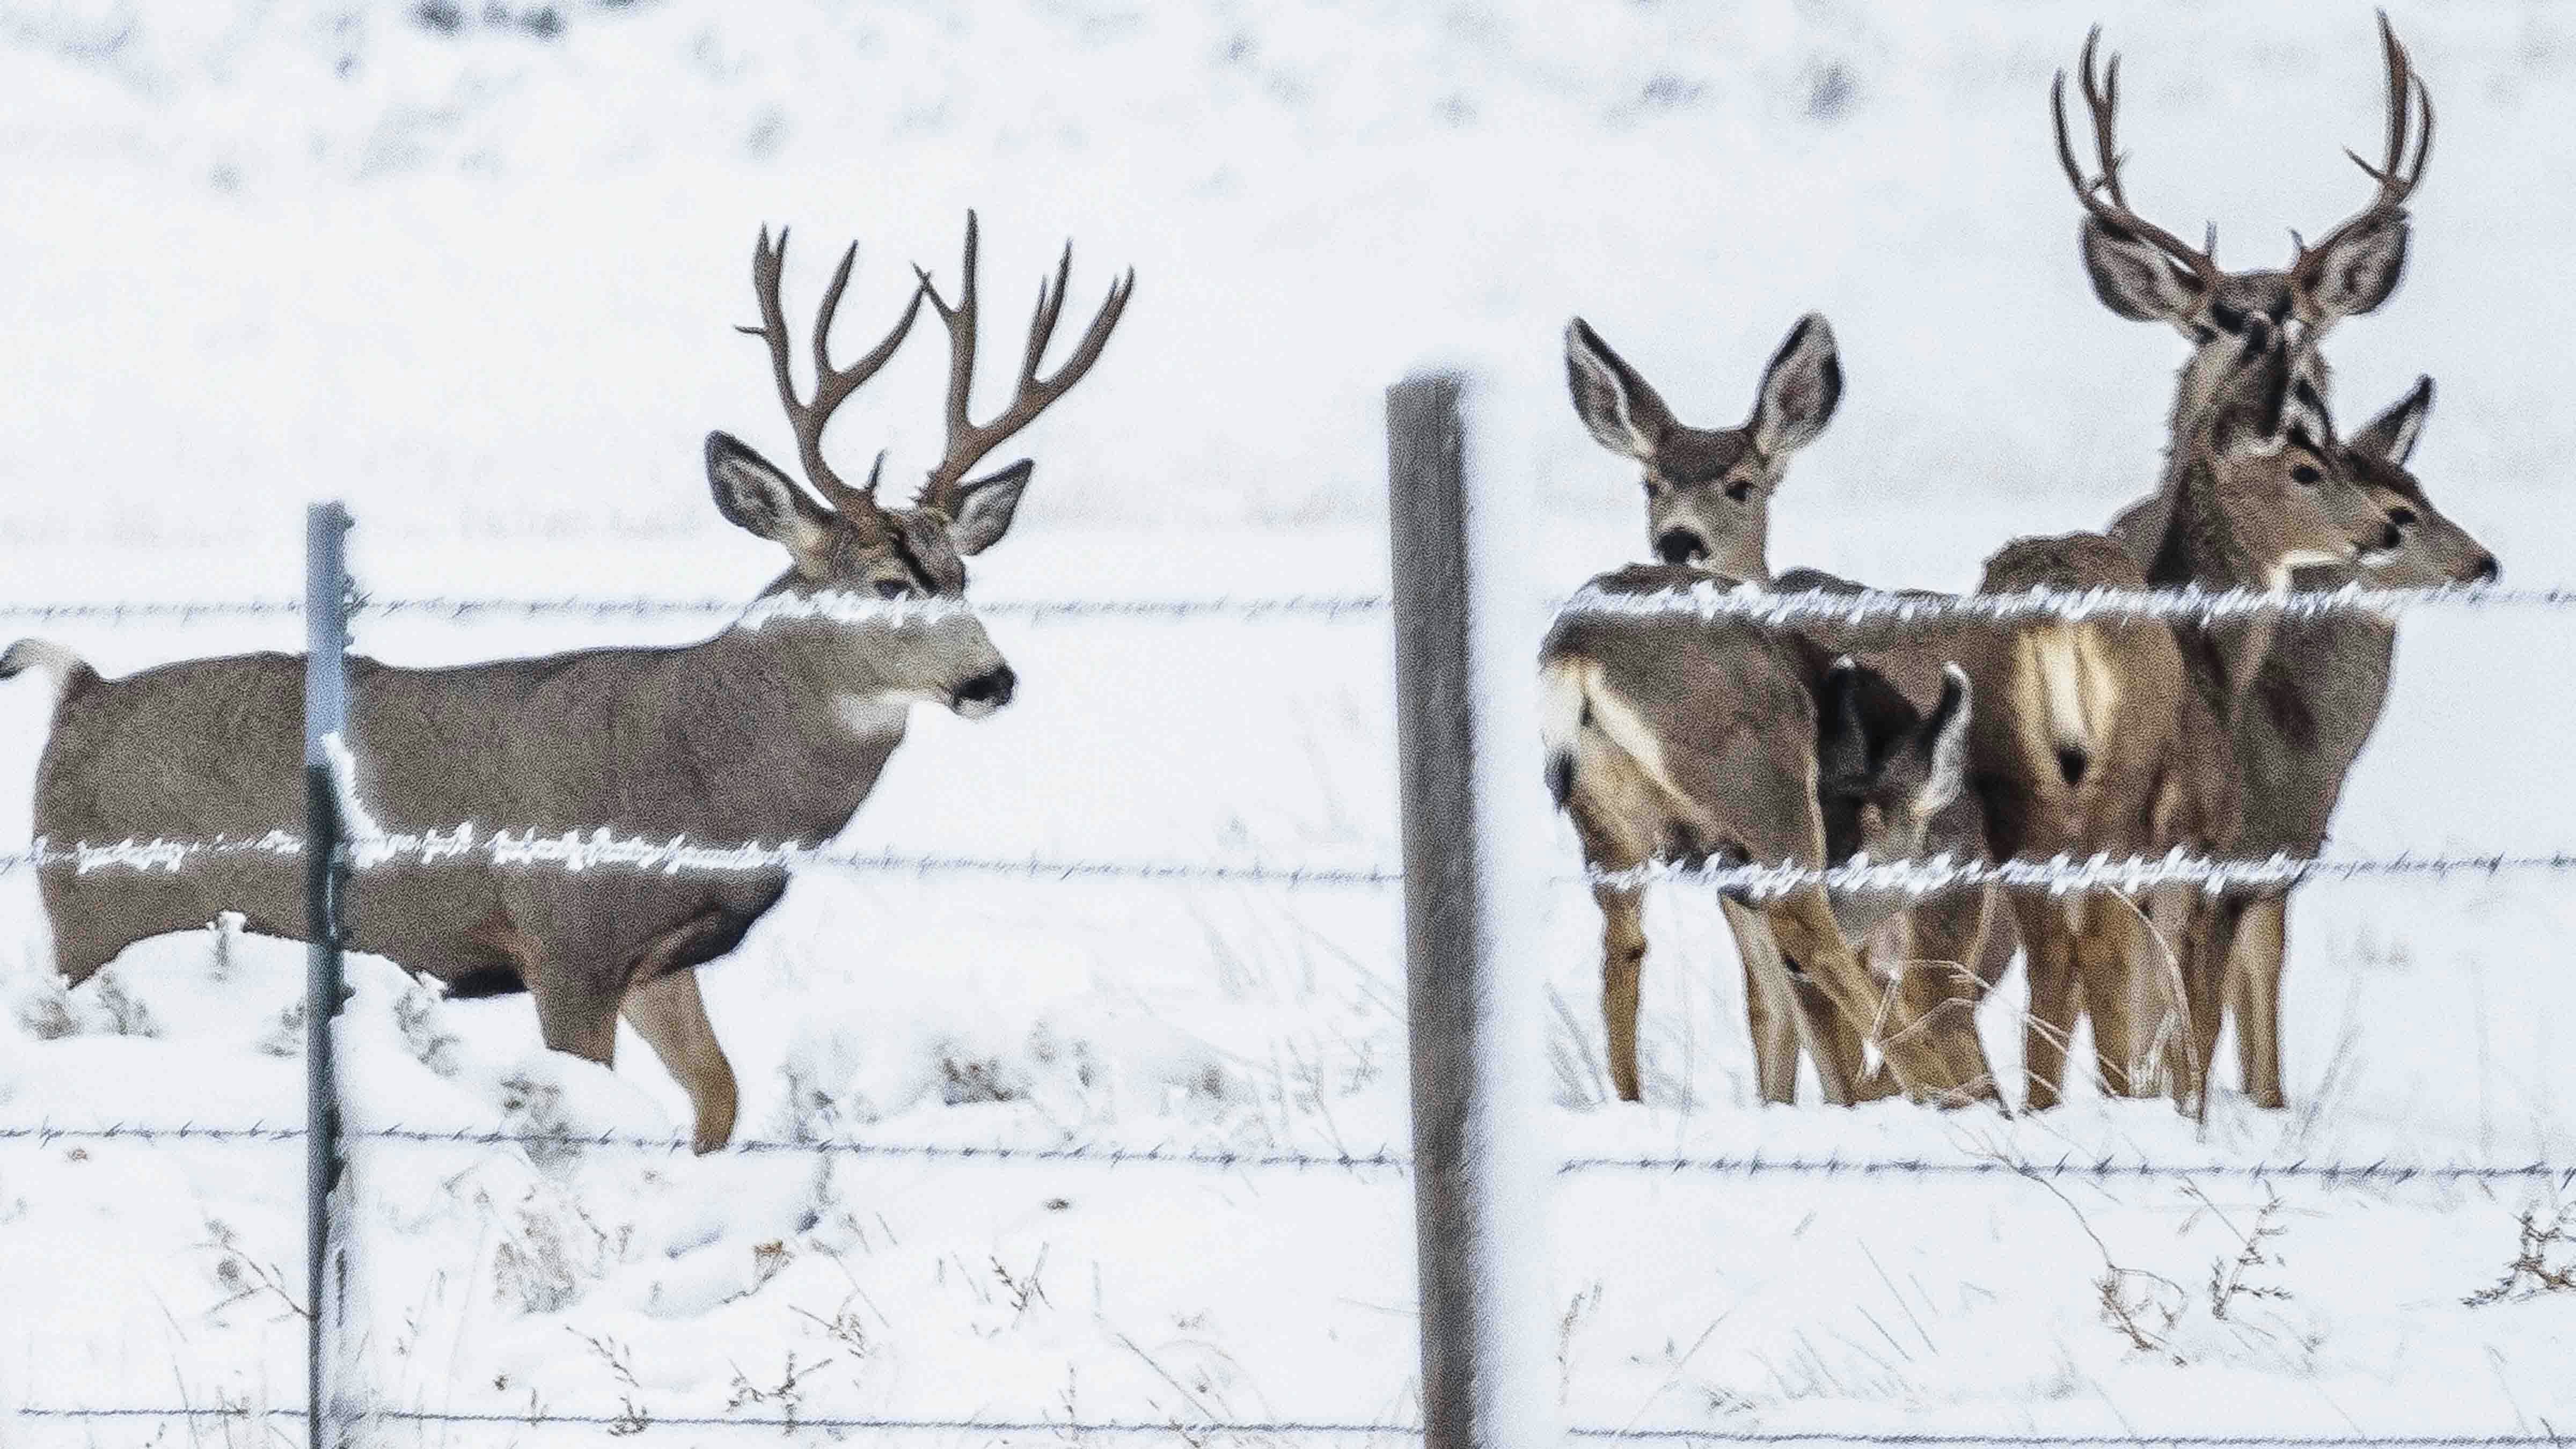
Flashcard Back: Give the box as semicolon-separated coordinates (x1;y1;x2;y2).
0;592;1393;625
1557;579;2576;628
1587;848;2576;901
14;828;2576;899
0;828;1400;888
12;580;2576;631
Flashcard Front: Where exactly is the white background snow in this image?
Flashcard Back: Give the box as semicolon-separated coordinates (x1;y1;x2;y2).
3;0;2575;1442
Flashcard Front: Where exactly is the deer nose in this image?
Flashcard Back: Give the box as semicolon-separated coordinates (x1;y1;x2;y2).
956;664;1016;709
1655;529;1708;566
2471;553;2501;585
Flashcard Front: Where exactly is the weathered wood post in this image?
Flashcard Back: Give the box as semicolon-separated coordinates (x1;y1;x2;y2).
1386;374;1554;1447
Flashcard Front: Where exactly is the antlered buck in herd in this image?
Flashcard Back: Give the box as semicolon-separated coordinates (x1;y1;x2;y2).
2057;17;2497;1109
1545;14;2500;1115
1;214;1133;1152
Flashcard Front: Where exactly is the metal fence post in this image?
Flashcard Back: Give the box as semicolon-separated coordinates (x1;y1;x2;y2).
1386;374;1554;1448
304;502;354;1448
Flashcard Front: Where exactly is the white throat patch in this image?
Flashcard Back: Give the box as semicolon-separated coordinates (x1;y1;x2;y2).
833;692;921;738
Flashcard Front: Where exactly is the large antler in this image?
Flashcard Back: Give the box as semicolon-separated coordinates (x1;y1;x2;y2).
2290;12;2434;296
737;225;929;529
913;211;1136;514
2051;26;2223;301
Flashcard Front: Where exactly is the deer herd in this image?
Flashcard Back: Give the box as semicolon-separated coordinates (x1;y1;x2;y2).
0;20;2505;1149
1547;17;2498;1117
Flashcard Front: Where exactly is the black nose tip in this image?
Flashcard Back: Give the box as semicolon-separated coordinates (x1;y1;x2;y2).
2472;554;2501;585
957;665;1016;708
1655;530;1707;566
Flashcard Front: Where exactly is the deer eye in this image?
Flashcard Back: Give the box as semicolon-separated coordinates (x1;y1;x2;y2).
1725;479;1754;503
2388;506;2419;527
2290;463;2323;486
2210;301;2249;334
874;579;910;600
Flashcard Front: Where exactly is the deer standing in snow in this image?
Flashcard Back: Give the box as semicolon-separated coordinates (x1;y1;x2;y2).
3;215;1132;1152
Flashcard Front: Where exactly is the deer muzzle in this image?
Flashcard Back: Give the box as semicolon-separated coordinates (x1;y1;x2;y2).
952;663;1017;718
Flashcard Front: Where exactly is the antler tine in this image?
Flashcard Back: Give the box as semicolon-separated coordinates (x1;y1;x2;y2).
917;212;1136;512
1023;242;1074;387
2051;29;2220;295
736;225;926;525
921;210;983;454
2296;14;2434;279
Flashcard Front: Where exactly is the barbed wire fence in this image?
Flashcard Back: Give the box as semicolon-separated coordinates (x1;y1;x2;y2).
6;386;2576;1444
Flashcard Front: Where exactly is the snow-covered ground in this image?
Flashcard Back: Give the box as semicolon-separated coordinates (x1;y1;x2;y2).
6;1;2576;1442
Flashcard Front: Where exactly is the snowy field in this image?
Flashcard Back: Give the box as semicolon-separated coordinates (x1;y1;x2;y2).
6;0;2576;1443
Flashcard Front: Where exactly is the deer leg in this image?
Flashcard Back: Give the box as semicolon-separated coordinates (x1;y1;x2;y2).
1725;896;1868;1106
1721;897;1804;1105
2075;900;2151;1099
2134;884;2208;1114
1764;886;1961;1104
490;909;618;1070
2014;896;2080;1111
2231;894;2289;1109
624;967;740;1154
1595;883;1649;1104
532;973;620;1070
1881;892;2003;1108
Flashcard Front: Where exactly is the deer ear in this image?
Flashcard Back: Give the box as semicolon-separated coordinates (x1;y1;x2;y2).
1913;664;1972;816
1816;656;1872;782
2079;218;2207;327
706;431;831;559
1564;318;1677;462
946;459;1034;557
1748;313;1842;458
2350;376;2433;466
2301;213;2409;323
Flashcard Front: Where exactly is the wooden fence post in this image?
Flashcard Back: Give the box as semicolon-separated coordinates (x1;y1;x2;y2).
1386;374;1554;1448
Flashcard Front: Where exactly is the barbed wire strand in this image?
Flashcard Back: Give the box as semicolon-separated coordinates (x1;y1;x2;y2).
9;580;2576;631
1556;1423;2565;1433
0;828;1401;888
14;1407;304;1422
1588;849;2576;901
1555;580;2576;627
16;827;2576;903
0;594;1394;625
12;1124;2568;1191
371;1409;1417;1436
21;1406;2553;1445
1556;1157;2576;1185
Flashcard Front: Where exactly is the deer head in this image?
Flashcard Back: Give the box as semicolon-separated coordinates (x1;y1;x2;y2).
2334;377;2499;586
2055;17;2431;422
1563;313;1843;580
713;215;1132;718
2174;317;2402;587
1815;657;1972;941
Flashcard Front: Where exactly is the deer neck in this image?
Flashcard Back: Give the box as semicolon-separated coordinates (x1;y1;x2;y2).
657;626;916;842
2147;455;2280;723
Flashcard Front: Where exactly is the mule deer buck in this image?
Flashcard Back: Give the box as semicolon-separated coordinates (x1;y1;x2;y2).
1795;311;2421;1111
1;214;1133;1153
2057;19;2499;1107
1554;317;2001;1106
